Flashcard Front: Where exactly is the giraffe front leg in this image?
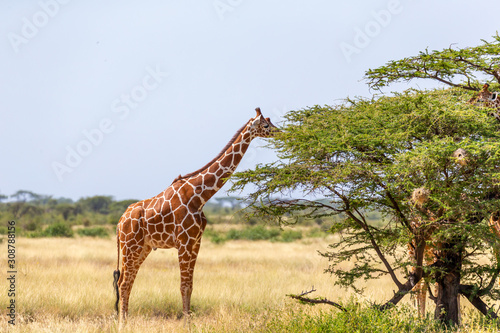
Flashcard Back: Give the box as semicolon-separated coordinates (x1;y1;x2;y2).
178;240;202;317
416;279;427;317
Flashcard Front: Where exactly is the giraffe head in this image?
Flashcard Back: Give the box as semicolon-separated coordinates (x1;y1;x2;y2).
468;83;500;122
469;83;498;106
247;107;278;138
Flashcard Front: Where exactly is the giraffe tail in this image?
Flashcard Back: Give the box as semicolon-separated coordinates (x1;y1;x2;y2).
113;229;121;314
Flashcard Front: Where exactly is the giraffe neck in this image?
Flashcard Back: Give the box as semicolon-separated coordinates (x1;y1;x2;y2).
184;121;255;203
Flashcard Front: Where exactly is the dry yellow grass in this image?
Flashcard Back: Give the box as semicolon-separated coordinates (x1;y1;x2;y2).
0;232;492;332
0;234;345;332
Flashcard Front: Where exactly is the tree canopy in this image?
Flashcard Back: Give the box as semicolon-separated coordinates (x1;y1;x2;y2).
230;35;500;324
365;34;500;91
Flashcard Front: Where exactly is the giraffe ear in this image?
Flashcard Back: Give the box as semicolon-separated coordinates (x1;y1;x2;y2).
250;117;261;127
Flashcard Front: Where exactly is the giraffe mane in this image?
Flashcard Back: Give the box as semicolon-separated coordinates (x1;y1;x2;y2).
171;120;251;184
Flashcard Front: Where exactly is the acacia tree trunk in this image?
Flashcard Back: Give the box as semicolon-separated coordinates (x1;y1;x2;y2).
433;237;464;325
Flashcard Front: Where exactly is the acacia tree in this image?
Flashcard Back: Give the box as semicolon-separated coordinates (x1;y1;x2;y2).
230;36;500;325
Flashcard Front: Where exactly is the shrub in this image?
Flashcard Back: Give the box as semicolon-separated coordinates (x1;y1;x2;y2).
203;228;227;244
108;213;121;225
280;229;302;242
205;226;306;243
77;227;110;238
82;218;91;227
264;302;447;333
225;228;241;240
209;233;227;244
0;226;7;235
42;222;74;237
23;220;40;231
306;227;326;238
226;226;280;241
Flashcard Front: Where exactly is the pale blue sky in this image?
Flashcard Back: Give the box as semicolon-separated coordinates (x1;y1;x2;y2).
1;0;499;201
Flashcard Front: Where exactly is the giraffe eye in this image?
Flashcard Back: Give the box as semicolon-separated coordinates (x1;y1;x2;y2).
263;124;269;128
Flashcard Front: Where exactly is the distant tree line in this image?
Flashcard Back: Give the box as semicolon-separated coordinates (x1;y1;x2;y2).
0;190;136;235
0;191;333;236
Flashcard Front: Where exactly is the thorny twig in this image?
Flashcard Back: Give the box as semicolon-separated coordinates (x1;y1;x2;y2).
287;287;347;312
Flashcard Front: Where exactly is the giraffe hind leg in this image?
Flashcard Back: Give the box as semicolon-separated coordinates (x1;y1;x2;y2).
118;244;152;322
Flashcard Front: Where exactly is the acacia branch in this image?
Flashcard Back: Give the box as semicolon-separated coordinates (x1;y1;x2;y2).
426;72;477;91
459;284;499;319
476;265;500;296
455;55;499;81
345;208;403;290
328;186;400;286
284;198;345;213
264;198;346;219
360;167;411;231
379;240;430;310
384;189;411;230
427;283;437;302
379;277;420;311
287;288;347;312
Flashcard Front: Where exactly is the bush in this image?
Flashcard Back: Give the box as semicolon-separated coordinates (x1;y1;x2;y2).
206;226;307;243
0;226;7;235
209;232;227;244
23;219;40;231
42;222;74;237
264;302;450;333
108;213;121;225
77;227;110;238
226;225;280;241
307;227;326;238
203;228;227;244
280;229;303;242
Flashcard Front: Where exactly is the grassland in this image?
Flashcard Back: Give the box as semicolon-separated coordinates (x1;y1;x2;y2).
1;229;500;332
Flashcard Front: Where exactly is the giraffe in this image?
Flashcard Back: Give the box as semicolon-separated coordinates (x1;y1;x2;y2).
408;187;438;317
408;185;465;319
113;108;277;323
407;84;500;316
409;147;469;316
474;84;500;280
469;83;500;257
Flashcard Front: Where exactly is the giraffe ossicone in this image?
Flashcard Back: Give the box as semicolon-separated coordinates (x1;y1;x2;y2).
113;107;278;323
